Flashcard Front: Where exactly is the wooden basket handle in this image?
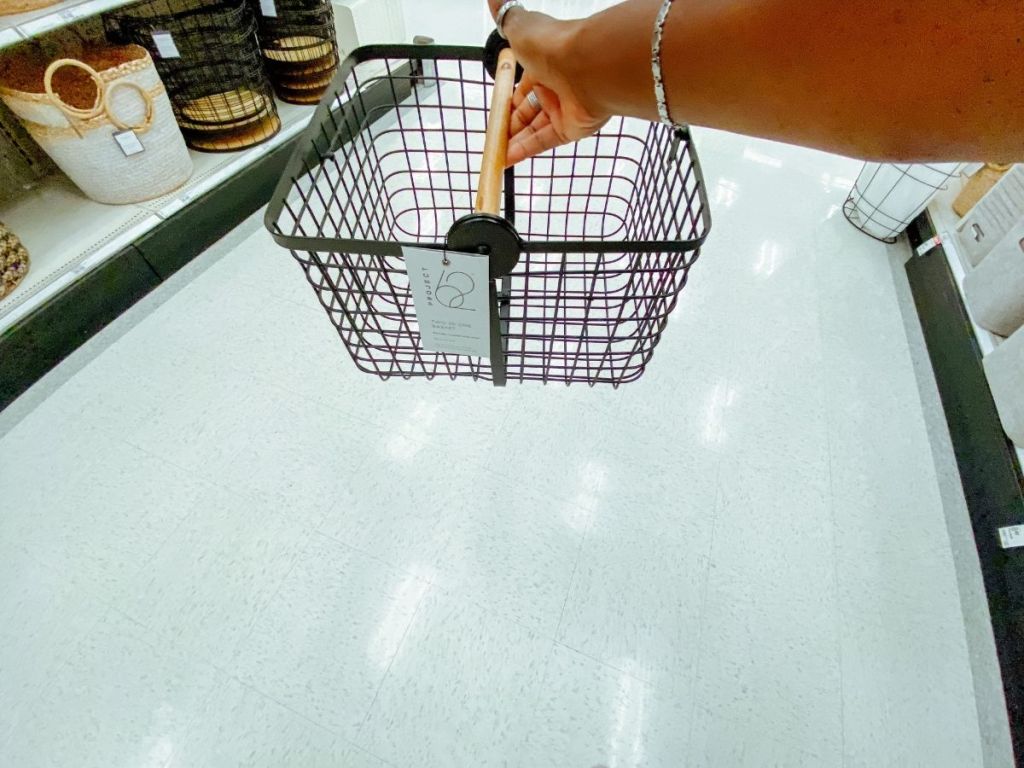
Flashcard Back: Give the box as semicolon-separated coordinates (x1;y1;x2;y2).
475;47;517;215
104;80;156;134
43;59;105;123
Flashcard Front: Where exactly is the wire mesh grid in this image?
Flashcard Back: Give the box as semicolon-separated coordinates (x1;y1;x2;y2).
843;161;962;243
266;45;710;386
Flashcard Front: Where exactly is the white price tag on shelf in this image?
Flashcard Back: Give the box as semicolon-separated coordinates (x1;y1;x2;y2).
259;0;277;17
113;129;145;157
20;4;85;36
157;189;196;218
151;30;180;59
403;246;492;359
998;524;1024;550
58;6;85;22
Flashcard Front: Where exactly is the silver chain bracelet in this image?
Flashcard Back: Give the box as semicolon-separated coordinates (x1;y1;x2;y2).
652;0;682;128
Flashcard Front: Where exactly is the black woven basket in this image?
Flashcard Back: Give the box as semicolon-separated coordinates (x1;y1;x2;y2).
250;0;337;104
104;0;281;151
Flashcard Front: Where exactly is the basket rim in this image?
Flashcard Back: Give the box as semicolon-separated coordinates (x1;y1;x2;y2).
0;45;153;101
263;42;713;257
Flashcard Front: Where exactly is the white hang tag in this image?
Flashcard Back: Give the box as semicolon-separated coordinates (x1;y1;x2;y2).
113;129;145;157
259;0;278;17
403;246;492;359
151;30;181;59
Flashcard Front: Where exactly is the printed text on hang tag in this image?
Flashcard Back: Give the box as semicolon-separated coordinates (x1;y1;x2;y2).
403;246;492;358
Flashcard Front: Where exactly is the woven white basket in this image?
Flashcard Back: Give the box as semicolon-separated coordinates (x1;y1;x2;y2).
0;48;192;205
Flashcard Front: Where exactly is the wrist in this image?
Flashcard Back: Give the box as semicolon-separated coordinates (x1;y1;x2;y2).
560;5;660;122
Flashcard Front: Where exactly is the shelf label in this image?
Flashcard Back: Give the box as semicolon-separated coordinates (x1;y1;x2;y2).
113;129;145;157
58;6;84;21
151;30;180;59
403;246;492;359
998;525;1024;550
259;0;277;17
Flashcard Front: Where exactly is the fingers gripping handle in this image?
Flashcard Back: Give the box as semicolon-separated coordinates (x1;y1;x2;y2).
475;47;517;215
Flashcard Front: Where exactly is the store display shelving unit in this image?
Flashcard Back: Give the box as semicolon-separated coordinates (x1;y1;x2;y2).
906;180;1024;764
0;0;406;407
925;178;1024;469
0;100;313;333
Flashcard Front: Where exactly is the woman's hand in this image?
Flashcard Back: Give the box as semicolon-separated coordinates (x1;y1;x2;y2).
488;2;610;165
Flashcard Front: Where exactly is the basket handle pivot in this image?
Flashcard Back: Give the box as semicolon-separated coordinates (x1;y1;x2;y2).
475;47;517;216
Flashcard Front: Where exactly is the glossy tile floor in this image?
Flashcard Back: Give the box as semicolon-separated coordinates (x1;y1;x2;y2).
0;3;999;768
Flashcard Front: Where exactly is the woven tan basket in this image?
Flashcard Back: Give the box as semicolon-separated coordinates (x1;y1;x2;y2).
0;0;60;15
0;45;193;204
0;221;29;301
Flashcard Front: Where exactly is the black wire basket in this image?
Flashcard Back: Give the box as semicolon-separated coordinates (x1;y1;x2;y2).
265;42;711;387
104;0;281;151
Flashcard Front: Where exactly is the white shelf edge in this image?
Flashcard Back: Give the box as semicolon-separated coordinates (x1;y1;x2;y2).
0;101;314;334
0;211;160;330
0;0;136;50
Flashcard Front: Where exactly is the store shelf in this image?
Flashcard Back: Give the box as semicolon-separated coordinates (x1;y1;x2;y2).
927;180;1002;357
0;0;135;50
0;99;315;333
926;178;1024;468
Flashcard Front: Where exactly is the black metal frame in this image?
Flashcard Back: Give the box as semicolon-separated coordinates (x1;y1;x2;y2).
265;43;712;387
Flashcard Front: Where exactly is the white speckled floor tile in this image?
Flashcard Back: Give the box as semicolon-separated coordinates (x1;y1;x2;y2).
165;677;392;768
0;429;209;596
694;457;842;762
556;512;711;697
316;446;498;580
2;610;222;768
431;481;585;636
0;544;106;747
232;533;429;739
518;643;691;768
836;543;981;768
685;705;825;768
117;484;313;668
356;588;551;768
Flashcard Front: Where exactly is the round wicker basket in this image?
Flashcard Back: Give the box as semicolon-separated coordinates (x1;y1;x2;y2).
0;45;193;204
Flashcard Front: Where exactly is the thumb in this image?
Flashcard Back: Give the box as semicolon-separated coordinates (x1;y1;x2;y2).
487;0;501;21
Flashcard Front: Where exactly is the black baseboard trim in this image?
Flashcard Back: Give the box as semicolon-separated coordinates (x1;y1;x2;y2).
905;213;1024;765
0;135;300;412
0;60;416;413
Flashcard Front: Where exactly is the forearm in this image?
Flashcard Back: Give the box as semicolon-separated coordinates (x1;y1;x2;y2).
555;0;1023;162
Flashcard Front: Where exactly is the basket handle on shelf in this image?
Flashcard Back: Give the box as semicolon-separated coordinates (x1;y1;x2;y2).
104;81;156;134
475;47;517;216
43;59;156;137
43;59;106;126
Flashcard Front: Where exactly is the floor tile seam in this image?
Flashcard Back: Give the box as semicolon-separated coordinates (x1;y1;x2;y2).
684;458;727;763
552;506;590;641
224;674;400;768
349;578;437;748
814;246;848;767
